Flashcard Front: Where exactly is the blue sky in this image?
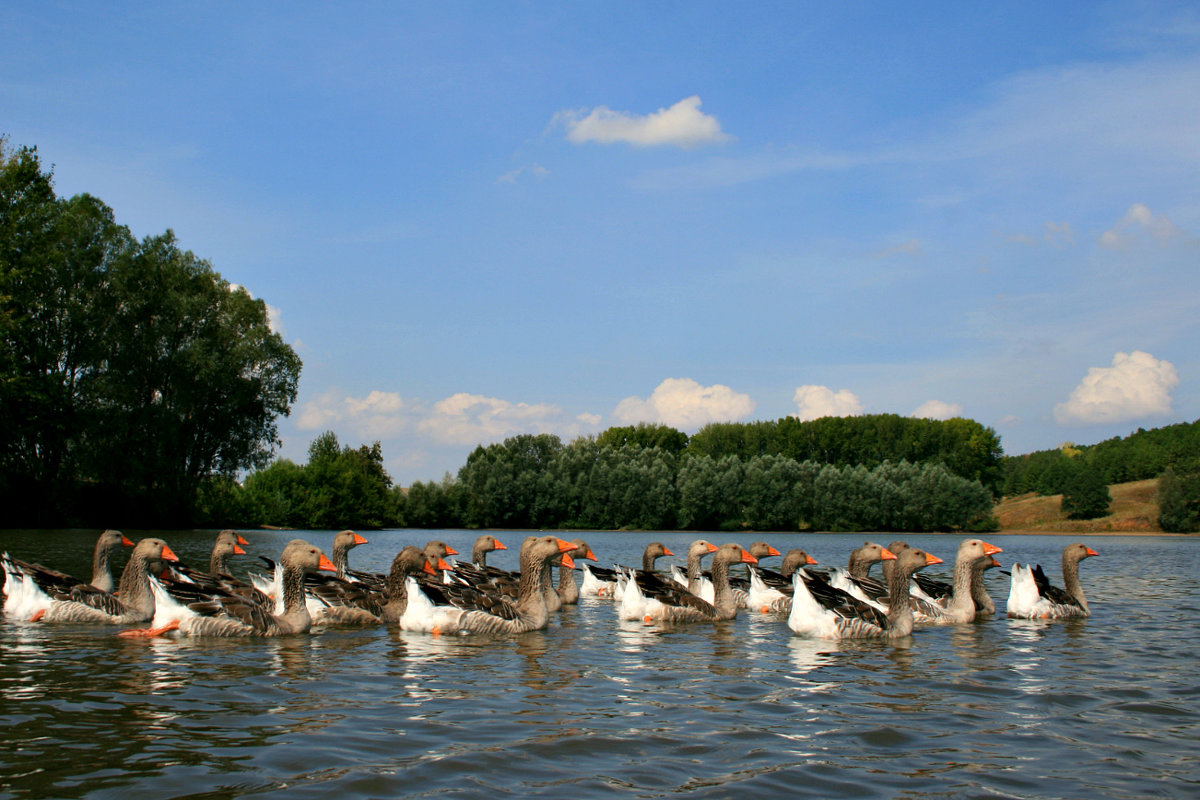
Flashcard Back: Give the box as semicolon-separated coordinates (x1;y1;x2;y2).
4;2;1198;485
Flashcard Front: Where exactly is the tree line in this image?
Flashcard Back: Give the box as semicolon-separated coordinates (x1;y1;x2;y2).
999;420;1200;530
212;423;1000;533
1;142;301;527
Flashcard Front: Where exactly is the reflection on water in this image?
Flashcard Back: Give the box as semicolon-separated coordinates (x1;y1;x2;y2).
1;530;1199;799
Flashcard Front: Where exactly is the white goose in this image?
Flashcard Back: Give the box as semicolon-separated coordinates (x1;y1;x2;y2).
1007;543;1098;619
788;546;943;640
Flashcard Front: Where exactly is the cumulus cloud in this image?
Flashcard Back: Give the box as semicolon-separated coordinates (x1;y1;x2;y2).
554;95;731;149
911;400;965;420
417;393;570;445
297;389;414;439
298;388;603;448
792;385;864;421
1100;203;1185;248
1054;351;1179;424
612;378;755;428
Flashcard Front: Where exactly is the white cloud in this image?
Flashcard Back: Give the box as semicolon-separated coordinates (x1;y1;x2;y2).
612;378;755;428
1100;203;1185;248
417;392;590;446
792;385;864;421
911;399;964;420
297;389;414;439
554;95;731;149
1054;350;1179;424
298;388;602;448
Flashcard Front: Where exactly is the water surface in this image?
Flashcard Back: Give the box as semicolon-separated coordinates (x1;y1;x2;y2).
2;530;1197;799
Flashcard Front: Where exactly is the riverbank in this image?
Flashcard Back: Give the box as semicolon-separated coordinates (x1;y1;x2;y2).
994;478;1166;533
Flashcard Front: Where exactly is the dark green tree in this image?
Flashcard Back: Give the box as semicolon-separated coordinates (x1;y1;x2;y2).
1;142;301;525
596;423;688;454
1158;466;1200;533
1060;464;1111;520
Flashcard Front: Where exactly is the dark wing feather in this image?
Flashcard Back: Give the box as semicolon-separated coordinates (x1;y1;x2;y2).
800;570;890;628
634;571;717;616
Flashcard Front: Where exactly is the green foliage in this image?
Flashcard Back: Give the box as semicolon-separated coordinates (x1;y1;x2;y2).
0;142;301;526
1002;420;1200;496
1158;467;1200;533
1060;465;1112;520
687;414;1003;494
596;423;688;454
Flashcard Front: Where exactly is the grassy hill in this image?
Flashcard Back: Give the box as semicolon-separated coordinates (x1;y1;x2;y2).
994;478;1162;533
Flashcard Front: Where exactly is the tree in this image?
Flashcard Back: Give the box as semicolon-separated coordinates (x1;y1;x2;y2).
1158;467;1200;533
596;423;688;454
1060;465;1111;520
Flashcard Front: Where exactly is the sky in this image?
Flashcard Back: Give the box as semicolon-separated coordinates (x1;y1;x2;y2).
3;2;1199;485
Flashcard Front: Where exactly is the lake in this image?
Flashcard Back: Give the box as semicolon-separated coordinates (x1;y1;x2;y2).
1;529;1197;799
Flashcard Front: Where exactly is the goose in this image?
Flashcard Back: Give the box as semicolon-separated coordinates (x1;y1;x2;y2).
684;541;781;608
581;542;673;599
4;538;179;624
89;529;135;593
1007;543;1098;619
377;546;446;625
788;546;943;639
624;543;757;625
554;539;598;606
884;540;955;604
667;539;720;598
755;549;821;614
167;530;250;588
330;530;369;580
829;542;898;603
1;529;133;599
470;534;507;568
399;535;577;635
119;539;337;638
915;539;1003;624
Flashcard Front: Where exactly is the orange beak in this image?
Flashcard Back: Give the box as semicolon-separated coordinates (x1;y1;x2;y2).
924;552;944;566
236;534;250;546
740;549;758;565
493;540;507;551
233;544;247;556
881;548;897;561
555;538;576;553
422;560;437;576
982;542;1003;556
317;554;337;572
584;548;598;561
766;546;782;557
121;535;135;547
560;553;575;569
436;558;452;571
160;545;180;563
1085;547;1099;557
444;545;458;556
805;555;818;565
662;547;674;557
353;533;368;545
990;557;1002;567
705;543;719;553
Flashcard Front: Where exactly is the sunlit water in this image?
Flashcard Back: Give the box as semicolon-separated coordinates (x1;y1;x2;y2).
1;529;1197;799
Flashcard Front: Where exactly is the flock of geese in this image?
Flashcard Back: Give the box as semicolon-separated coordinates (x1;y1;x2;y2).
1;531;1097;641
